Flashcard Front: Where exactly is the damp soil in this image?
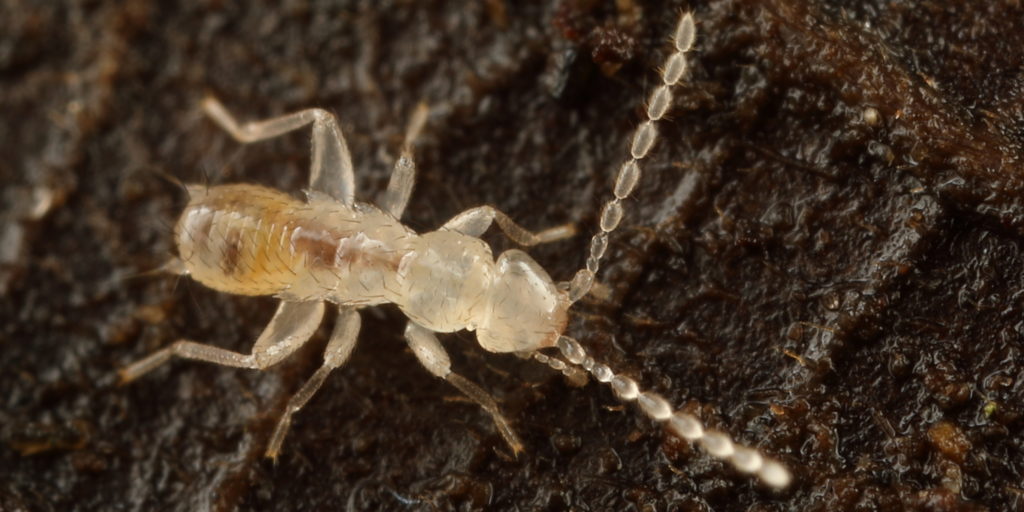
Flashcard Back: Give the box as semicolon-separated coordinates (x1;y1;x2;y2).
2;1;1023;511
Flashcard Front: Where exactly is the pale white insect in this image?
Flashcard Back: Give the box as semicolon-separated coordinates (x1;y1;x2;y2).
121;12;791;488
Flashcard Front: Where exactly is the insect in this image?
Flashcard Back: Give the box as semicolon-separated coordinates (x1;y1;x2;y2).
120;12;791;488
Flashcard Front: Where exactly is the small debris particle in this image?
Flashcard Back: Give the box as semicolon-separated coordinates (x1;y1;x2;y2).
927;421;971;464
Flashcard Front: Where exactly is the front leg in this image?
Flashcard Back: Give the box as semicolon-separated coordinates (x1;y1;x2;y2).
442;206;575;247
404;322;524;455
202;96;356;204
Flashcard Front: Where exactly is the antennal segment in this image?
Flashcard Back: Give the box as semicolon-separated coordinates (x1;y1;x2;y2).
568;12;698;303
556;12;790;489
556;335;791;488
532;351;589;385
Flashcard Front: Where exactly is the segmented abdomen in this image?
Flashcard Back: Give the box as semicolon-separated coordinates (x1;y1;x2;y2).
176;184;341;297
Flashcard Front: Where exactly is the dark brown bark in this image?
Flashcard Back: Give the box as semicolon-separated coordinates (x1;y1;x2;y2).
2;1;1022;510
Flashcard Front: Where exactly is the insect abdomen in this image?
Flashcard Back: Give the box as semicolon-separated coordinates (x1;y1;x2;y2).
176;184;330;297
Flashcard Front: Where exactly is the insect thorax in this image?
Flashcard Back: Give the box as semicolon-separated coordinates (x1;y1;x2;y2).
396;230;569;353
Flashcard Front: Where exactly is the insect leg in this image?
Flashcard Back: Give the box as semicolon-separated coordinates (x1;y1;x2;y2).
266;306;361;460
381;151;415;219
404;322;524;455
441;206;575;247
201;96;355;204
119;301;325;382
380;103;429;219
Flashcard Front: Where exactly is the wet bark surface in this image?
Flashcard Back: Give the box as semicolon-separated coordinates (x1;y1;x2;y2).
2;0;1023;510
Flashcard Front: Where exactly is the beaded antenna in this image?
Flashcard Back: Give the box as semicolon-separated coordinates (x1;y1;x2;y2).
537;12;792;488
120;9;790;490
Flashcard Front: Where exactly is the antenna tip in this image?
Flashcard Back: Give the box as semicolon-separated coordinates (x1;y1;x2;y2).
759;460;792;489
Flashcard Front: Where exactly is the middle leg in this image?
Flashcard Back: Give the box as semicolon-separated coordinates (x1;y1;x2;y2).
266;306;362;459
380;103;429;220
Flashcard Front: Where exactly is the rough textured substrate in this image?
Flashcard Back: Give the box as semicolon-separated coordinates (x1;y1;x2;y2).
1;1;1021;510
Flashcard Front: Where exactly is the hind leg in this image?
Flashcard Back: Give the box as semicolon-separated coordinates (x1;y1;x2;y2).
202;96;356;204
119;301;325;382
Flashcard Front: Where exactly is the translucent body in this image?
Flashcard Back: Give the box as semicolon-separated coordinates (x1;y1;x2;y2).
127;12;789;488
176;183;568;352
